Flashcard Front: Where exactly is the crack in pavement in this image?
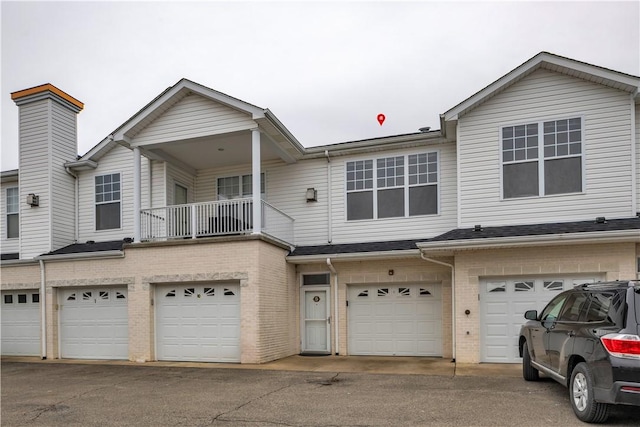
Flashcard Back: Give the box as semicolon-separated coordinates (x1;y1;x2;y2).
28;372;156;422
209;383;295;425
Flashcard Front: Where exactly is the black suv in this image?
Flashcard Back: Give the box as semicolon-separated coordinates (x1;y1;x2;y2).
519;280;640;423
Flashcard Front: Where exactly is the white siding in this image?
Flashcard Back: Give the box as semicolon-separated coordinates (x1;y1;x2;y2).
0;180;19;254
77;145;149;242
132;93;256;146
150;160;166;208
18;100;52;259
458;69;634;227
50;102;78;250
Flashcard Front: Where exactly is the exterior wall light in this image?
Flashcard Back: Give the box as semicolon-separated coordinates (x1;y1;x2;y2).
306;188;317;202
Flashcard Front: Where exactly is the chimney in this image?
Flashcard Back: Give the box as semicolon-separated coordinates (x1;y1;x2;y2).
11;84;83;258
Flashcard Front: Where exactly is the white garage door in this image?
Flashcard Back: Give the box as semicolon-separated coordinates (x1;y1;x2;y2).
480;276;600;363
348;284;442;356
1;290;40;356
60;287;129;360
156;284;240;362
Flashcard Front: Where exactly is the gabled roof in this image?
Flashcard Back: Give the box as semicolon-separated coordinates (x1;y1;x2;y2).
76;79;305;164
442;52;640;124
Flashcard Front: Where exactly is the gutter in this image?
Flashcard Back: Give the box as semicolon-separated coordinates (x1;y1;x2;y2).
39;259;47;359
416;230;640;251
326;258;339;355
631;91;637;216
287;249;421;264
35;250;125;262
419;252;456;363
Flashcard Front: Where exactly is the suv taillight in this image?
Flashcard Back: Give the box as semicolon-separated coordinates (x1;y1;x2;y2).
601;333;640;359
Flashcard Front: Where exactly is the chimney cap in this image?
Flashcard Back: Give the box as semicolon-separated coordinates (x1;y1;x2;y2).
11;83;84;111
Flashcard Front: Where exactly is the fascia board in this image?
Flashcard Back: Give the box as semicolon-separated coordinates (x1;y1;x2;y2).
64;159;98;171
416;230;640;251
286;249;421;264
1;169;19;181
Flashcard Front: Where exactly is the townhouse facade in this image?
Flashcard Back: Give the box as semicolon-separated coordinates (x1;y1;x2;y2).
1;52;639;364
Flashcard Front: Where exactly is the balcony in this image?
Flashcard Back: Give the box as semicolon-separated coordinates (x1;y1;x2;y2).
140;198;294;245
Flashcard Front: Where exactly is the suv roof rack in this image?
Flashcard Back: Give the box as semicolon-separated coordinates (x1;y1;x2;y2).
574;280;637;290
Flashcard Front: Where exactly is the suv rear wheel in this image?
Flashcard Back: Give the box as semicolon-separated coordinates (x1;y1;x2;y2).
569;362;610;423
522;342;539;381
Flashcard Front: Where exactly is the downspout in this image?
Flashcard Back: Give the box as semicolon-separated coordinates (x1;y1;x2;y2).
326;257;339;355
325;150;332;244
64;166;78;242
38;259;47;359
420;252;455;362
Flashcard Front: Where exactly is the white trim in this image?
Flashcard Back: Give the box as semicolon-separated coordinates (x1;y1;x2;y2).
35;251;125;262
456;121;461;228
417;229;640;252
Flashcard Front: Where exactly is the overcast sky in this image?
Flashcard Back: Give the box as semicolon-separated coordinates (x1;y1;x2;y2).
2;1;639;171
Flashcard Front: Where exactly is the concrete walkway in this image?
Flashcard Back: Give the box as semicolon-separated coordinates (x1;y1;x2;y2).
1;355;521;377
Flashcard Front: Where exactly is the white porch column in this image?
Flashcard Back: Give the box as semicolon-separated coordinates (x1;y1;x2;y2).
251;128;261;234
133;147;141;242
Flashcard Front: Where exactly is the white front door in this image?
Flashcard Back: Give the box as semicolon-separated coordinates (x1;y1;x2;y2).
302;288;330;353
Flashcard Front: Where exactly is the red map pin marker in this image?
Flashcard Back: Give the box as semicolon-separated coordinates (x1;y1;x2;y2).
377;113;385;126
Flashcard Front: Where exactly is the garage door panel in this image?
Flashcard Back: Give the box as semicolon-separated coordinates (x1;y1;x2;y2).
481;276;600;363
60;287;129;360
1;290;41;356
348;284;442;356
156;284;240;362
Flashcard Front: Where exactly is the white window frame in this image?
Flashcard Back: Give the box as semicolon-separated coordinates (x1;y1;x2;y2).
345;151;440;221
6;187;19;239
94;172;122;231
500;116;585;200
216;173;265;200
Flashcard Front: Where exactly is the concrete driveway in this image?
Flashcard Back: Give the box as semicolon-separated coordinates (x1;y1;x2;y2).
2;359;639;426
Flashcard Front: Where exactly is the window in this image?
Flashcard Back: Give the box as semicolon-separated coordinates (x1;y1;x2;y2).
95;173;121;230
6;187;18;238
540;294;568;326
502;117;582;198
217;173;265;200
559;292;588;322
302;273;330;286
346;152;438;220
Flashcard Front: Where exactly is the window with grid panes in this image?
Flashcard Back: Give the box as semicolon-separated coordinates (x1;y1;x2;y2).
95;173;121;230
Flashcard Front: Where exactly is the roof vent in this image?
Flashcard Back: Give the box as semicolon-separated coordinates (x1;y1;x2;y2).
473;224;483;232
419;126;431;133
595;217;606;224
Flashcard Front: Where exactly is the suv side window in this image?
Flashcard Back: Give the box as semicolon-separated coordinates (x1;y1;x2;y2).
558;292;589;322
580;290;624;324
540;294;568;327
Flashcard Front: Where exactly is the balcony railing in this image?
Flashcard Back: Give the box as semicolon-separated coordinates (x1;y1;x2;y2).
140;198;294;244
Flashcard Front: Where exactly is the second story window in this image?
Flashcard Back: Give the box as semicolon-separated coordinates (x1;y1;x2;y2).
6;187;19;238
217;173;265;200
346;152;438;221
502;117;582;199
95;173;121;230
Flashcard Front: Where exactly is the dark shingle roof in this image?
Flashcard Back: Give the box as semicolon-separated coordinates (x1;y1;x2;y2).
429;217;640;242
44;239;129;256
290;217;640;257
289;239;423;257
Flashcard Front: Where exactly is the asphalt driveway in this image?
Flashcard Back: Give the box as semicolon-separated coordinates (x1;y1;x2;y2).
2;361;639;426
